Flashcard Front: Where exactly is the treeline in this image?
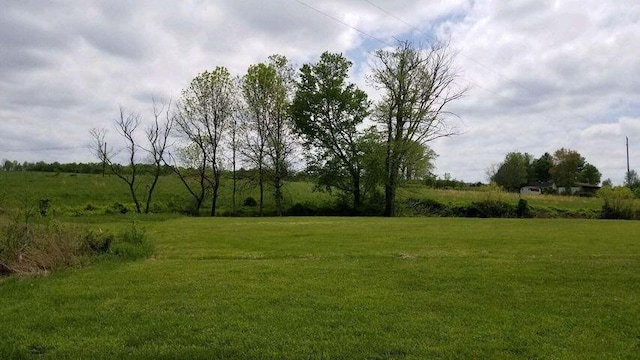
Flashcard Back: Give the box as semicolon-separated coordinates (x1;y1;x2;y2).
0;160;174;175
489;149;602;193
88;40;466;216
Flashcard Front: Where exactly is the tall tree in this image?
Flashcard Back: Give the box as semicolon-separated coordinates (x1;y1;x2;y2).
174;67;235;216
242;55;295;216
241;64;271;216
370;40;466;216
291;52;370;210
265;55;296;216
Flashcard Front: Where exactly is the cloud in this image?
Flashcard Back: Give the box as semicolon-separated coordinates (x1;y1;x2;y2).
1;0;639;185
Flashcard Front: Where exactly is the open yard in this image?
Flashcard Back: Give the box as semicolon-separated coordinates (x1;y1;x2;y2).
1;216;639;359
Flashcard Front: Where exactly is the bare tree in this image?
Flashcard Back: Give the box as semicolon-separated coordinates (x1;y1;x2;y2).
370;40;467;216
90;107;143;213
142;98;174;213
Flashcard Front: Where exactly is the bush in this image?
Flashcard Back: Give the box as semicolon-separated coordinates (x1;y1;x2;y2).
106;202;128;215
111;222;153;260
404;198;448;216
464;200;516;218
243;197;258;207
0;220;86;275
286;202;317;216
0;215;153;276
516;199;531;218
598;186;637;220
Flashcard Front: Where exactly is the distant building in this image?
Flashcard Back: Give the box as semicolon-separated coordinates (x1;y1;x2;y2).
554;182;601;195
520;186;542;195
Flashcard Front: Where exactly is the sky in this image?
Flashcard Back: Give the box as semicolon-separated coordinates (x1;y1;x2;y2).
1;0;639;184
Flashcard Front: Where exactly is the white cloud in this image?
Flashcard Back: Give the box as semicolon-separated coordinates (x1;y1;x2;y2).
1;0;639;184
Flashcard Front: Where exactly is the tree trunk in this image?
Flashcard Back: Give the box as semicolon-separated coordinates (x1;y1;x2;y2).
211;178;220;217
353;175;361;212
258;162;264;216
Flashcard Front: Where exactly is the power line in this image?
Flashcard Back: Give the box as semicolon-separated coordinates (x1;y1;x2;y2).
361;0;541;98
292;0;393;47
360;0;599;124
292;0;537;110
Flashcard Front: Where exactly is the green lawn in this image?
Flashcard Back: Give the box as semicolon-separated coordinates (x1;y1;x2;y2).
1;217;639;359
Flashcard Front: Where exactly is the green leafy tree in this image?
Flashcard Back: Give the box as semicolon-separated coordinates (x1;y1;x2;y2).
579;163;602;185
174;67;235;216
530;152;553;183
369;40;466;216
291;52;370;210
491;152;531;192
550;148;585;191
242;55;295;216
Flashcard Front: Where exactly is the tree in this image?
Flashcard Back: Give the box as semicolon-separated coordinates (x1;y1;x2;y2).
625;169;640;189
241;55;296;216
579;163;602;185
370;40;466;216
291;52;370;210
143;98;174;214
550;148;585;191
241;64;271;216
241;55;295;216
400;140;437;181
530;152;553;183
90;107;143;213
491;152;531;192
173;67;235;216
265;55;296;216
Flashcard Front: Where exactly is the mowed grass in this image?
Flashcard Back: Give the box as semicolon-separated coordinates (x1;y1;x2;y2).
1;217;639;359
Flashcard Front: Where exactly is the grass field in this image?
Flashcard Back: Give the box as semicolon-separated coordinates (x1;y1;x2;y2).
0;171;620;217
1;216;639;359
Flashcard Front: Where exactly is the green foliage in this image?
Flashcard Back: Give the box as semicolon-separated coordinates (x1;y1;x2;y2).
491;152;531;191
550;148;586;189
242;197;257;207
580;163;602;184
291;51;370;209
598;185;637;220
530;152;553;183
110;221;153;260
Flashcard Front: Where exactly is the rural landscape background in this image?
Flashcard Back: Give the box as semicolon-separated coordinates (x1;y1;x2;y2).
2;0;640;359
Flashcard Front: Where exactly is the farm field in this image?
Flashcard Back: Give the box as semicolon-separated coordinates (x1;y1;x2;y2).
1;216;639;359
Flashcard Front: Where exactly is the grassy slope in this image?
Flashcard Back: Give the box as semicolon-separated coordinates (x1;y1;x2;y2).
0;171;334;216
1;217;639;359
0;171;614;217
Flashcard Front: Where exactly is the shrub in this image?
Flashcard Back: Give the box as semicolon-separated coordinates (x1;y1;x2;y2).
0;215;153;276
516;199;531;218
110;222;153;260
0;220;86;275
598;186;637;220
404;198;448;216
243;197;258;207
287;202;317;216
106;202;128;215
38;199;51;217
467;200;515;218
